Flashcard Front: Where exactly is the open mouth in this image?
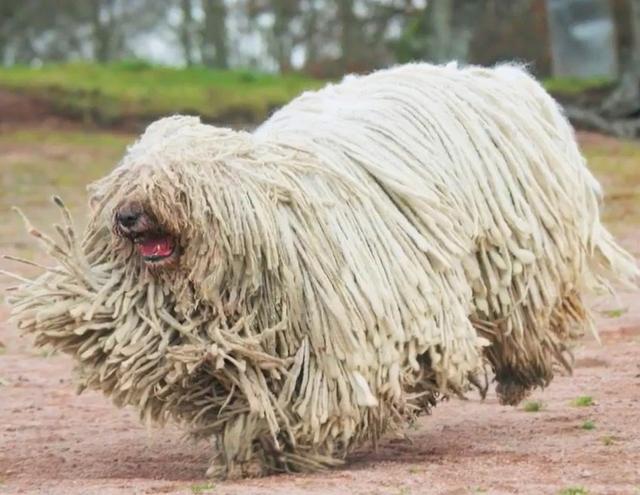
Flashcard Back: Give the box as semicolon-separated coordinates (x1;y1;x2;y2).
113;203;178;265
132;233;176;263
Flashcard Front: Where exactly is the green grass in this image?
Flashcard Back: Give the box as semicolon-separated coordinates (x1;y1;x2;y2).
600;308;628;318
558;487;589;495
0;62;323;125
571;396;594;407
581;420;596;431
523;400;544;412
190;481;215;494
601;435;615;446
0;64;613;126
543;76;613;96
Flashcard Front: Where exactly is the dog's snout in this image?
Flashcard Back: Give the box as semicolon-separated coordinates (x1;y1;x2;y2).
117;211;140;228
116;202;143;230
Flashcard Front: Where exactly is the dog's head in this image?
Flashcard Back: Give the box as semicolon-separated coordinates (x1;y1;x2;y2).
91;117;217;270
86;116;294;315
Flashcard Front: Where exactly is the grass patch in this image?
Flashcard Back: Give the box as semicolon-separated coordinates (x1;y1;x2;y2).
0;341;6;355
558;487;589;495
571;396;594;407
543;76;612;96
601;435;615;446
600;308;628;318
190;481;215;494
581;420;596;431
0;62;323;125
523;400;544;412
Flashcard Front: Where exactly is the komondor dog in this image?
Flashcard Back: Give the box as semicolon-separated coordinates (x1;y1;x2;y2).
6;63;638;478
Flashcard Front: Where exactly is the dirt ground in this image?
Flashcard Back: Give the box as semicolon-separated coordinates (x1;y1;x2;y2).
0;127;639;495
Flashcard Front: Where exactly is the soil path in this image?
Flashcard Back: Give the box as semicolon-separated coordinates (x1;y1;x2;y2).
1;239;638;495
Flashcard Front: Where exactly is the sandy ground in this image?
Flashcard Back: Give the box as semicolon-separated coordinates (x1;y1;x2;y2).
1;275;639;495
1;127;639;495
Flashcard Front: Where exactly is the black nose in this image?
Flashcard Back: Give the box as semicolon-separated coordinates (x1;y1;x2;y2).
117;211;140;229
116;203;143;229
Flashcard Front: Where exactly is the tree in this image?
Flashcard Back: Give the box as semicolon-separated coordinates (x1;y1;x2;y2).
393;0;481;64
602;0;640;115
89;0;171;63
202;0;228;68
426;0;454;63
563;0;640;137
0;0;23;64
0;0;94;64
302;0;320;70
546;0;618;78
180;0;195;66
268;0;299;72
337;0;357;71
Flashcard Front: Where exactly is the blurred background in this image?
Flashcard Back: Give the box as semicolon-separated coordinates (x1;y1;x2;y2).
1;4;640;493
0;0;639;134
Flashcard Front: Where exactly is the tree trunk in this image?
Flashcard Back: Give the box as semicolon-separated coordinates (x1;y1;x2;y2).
630;0;640;74
546;0;618;78
337;0;357;71
426;0;453;63
271;1;294;72
180;0;194;66
0;32;5;66
91;0;114;62
565;105;640;136
303;0;319;71
566;0;640;136
600;0;640;118
202;0;228;69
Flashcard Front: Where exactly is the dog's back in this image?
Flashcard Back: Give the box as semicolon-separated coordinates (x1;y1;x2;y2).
257;62;638;404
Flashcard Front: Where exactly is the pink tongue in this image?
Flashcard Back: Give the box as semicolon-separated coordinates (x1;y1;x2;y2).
137;237;173;258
